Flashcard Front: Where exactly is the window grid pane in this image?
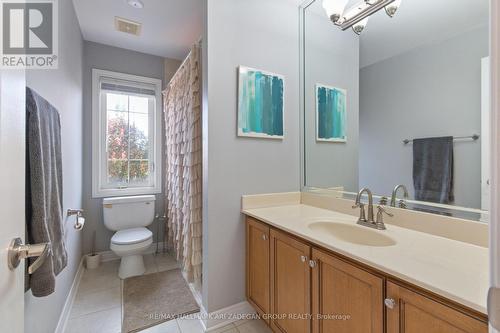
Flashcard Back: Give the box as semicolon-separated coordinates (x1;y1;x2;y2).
105;92;152;188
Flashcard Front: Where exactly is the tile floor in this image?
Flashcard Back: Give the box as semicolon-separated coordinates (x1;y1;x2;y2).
65;253;271;333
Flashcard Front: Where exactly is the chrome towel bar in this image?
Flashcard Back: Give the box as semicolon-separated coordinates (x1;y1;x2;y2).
403;134;479;145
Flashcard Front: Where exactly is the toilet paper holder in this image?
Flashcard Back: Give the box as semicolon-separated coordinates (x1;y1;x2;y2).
67;209;85;230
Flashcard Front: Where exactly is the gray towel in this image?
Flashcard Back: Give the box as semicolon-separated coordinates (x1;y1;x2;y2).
26;87;67;297
412;136;454;204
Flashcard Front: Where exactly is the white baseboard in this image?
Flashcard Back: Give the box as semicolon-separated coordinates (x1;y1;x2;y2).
199;301;256;332
54;258;85;333
97;242;167;262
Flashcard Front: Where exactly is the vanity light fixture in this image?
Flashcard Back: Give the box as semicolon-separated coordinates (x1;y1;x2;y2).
352;16;369;35
323;0;401;35
385;0;402;17
322;0;351;24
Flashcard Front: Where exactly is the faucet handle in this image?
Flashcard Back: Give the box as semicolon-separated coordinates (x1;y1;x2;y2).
374;205;393;230
379;196;388;205
377;205;394;217
398;199;407;209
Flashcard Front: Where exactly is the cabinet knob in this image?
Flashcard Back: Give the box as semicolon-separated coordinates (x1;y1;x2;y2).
384;298;396;309
300;255;308;263
262;234;267;241
309;260;317;268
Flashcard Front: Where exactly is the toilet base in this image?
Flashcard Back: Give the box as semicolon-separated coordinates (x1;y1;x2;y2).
118;254;146;279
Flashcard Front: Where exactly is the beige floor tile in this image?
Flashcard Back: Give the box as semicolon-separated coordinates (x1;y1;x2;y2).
233;319;250;327
70;286;121;318
79;261;120;294
137;319;180;333
236;319;273;333
155;253;180;272
176;316;205;333
218;328;238;333
209;323;238;333
65;306;121;333
144;254;158;275
87;259;120;274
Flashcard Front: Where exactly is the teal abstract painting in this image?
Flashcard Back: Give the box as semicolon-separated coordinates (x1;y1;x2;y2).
238;66;284;139
316;84;347;142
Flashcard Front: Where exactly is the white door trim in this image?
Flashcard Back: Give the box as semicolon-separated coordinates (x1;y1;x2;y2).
0;69;26;333
482;57;491;212
490;0;500;331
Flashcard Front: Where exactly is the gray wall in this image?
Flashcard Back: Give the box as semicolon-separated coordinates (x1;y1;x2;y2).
359;25;489;208
82;41;179;253
304;10;359;191
203;0;300;312
165;58;183;86
24;0;84;332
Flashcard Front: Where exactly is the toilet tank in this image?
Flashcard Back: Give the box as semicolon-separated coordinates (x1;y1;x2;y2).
102;195;156;231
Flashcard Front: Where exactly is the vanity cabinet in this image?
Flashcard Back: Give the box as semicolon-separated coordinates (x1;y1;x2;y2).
386;282;487;333
311;248;384;333
246;218;271;319
270;229;311;333
245;217;488;333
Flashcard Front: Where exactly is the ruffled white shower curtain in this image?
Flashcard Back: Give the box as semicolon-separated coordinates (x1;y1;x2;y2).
163;44;202;284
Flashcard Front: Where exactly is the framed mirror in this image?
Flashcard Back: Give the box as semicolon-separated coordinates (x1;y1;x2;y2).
300;0;490;221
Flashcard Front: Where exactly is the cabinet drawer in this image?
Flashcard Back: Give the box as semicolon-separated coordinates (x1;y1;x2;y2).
386;281;487;333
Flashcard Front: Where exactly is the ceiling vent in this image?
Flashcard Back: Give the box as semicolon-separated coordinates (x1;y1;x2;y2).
115;17;142;36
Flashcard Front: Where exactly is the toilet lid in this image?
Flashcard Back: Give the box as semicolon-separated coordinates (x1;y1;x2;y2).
111;227;152;245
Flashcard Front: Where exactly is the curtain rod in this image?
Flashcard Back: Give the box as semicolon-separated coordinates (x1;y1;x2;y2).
164;38;202;91
403;134;480;145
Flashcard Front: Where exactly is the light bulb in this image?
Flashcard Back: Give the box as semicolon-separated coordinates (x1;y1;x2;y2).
322;0;350;23
385;0;402;17
352;17;369;35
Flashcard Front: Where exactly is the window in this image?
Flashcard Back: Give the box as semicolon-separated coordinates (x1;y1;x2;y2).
92;69;162;197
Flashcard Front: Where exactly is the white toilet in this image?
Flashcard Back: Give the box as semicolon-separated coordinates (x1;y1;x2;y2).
102;195;155;279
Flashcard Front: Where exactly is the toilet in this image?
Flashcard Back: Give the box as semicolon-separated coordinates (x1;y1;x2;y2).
102;195;155;279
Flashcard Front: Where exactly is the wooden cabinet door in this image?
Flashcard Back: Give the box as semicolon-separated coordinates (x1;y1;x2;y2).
386;281;488;333
270;229;311;333
246;218;270;318
311;249;383;333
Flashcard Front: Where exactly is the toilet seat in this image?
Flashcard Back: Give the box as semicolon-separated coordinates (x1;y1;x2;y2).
111;227;152;245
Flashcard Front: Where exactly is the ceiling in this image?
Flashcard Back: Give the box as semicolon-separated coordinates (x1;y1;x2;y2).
72;0;203;59
306;0;489;68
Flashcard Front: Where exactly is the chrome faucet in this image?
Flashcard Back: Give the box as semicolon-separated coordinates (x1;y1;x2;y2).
390;184;409;208
353;188;392;230
353;188;374;224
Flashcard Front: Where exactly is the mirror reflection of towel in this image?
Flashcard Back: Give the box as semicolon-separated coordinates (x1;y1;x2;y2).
412;136;454;204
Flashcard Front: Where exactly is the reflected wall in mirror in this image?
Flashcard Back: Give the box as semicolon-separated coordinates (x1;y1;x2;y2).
301;0;490;219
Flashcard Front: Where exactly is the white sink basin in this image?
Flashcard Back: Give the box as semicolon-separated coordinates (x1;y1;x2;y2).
308;222;397;247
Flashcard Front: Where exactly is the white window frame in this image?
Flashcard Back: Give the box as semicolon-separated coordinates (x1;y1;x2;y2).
92;69;162;198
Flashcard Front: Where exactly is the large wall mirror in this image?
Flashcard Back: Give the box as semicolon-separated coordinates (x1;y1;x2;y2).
300;0;490;221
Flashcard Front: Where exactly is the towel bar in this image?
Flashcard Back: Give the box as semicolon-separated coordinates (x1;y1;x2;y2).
403;134;479;145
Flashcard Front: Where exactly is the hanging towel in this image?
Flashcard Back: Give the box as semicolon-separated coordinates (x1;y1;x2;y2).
412;136;454;204
26;87;67;297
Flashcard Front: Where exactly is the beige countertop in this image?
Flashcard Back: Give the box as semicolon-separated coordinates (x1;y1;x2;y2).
242;203;488;314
